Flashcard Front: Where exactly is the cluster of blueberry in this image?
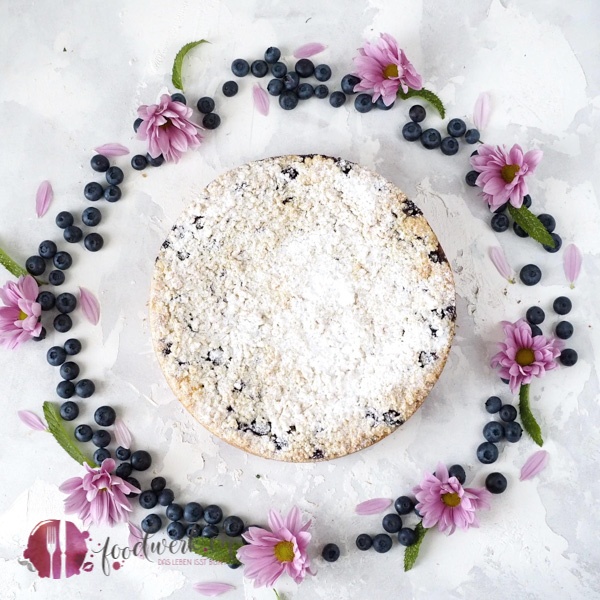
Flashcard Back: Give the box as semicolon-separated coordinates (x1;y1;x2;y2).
402;105;480;155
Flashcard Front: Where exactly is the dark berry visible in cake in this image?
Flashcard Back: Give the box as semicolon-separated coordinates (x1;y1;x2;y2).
382;513;402;534
75;379;95;398
106;166;124;186
465;170;479;186
555;321;573;340
84;233;104;252
297;83;314;100
504;421;523;443
53;314;72;333
139;490;158;509
56;211;75;228
491;213;509;232
448;464;467;484
47;346;67;367
513;222;529;238
84;182;104;202
231;58;250;77
166;503;184;521
202;113;221;129
267;79;284;96
409;104;426;123
499;404;517;422
251;60;269;78
354;93;373;113
270;61;287;78
131;450;152;471
440;136;459;155
526;306;545;325
74;424;93;443
485;472;507;494
167;521;186;540
314;84;329;99
560;349;578;366
477;442;499;464
63;226;83;244
115;446;131;461
56;292;76;314
537;213;556;233
394;496;415;515
264;47;281;64
543;233;562;253
204;504;223;524
82;207;102;227
94;405;116;427
421;128;442;150
553;296;572;315
356;533;373;551
402;122;422;142
151;477;166;492
141;514;162;534
92;429;111;448
39;240;57;259
329;91;346;107
147;154;164;167
57;380;75;399
314;64;332;82
223;516;245;536
279;91;299;110
341;74;360;94
184;502;203;522
157;488;175;506
372;533;393;553
222;80;239;97
104;185;121;202
520;264;542;286
90;154;110;172
37;291;55;311
131;154;148;171
465;129;480;144
196;96;215;114
295;59;315;78
59;401;79;421
94;448;111;464
483;421;505;443
322;543;340;562
447;118;467;137
26;255;45;276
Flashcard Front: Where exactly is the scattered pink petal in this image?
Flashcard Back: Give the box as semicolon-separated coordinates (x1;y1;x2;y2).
114;418;132;450
252;84;270;116
79;287;100;325
193;582;236;596
520;450;549;481
94;143;130;157
489;246;515;283
128;522;145;559
355;498;392;515
18;410;47;431
35;180;53;218
563;244;582;289
293;42;327;59
473;92;491;131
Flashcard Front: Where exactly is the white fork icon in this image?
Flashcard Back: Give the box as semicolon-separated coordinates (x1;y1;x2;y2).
46;525;57;579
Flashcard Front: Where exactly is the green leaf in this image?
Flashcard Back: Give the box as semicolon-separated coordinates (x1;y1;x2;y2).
398;88;445;119
42;402;95;466
507;205;555;248
0;247;28;279
190;536;243;565
172;40;208;91
519;384;543;446
404;521;429;571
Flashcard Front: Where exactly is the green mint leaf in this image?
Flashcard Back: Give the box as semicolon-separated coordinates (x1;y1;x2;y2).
404;521;429;571
507;205;555;248
0;247;28;279
398;88;445;119
172;40;209;91
519;384;543;446
190;536;243;565
42;402;95;466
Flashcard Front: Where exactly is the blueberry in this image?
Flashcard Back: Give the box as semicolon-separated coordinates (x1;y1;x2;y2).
504;421;523;443
523;195;532;208
222;81;239;97
329;91;346;108
131;450;152;471
483;421;505;443
170;92;186;104
223;516;245;536
314;64;332;82
47;346;67;366
560;349;578;366
104;185;122;202
84;233;104;252
94;448;111;465
354;93;373;113
408;105;426;123
267;78;284;96
56;211;75;228
382;513;402;534
60;401;79;421
397;528;418;547
270;62;287;78
279;91;299;110
375;97;394;110
491;213;509;232
465;129;480;144
448;464;467;485
92;429;111;448
204;504;223;524
57;380;75;399
314;84;329;99
447;118;467;137
90;154;110;172
394;496;414;515
440;136;459;156
356;533;373;551
75;379;95;398
184;502;203;522
485;472;508;494
404;120;422;141
116;462;133;479
187;524;202;538
141;514;162;534
465;170;479;187
167;521;186;540
53;314;72;333
297;83;314;100
264;47;281;64
526;306;545;325
520;264;542;286
37;291;56;311
84;183;104;202
530;324;542;337
283;72;299;91
131;155;148;171
555;321;574;340
322;543;340;562
553;296;572;315
82;207;102;227
106;166;124;186
94;405;116;427
420;128;442;150
56;292;76;314
151;477;166;492
513;222;529;238
543;233;562;253
39;240;58;259
341;74;360;94
372;533;393;553
116;446;131;461
33;327;46;342
147;154;164;167
485;396;502;414
166;503;184;521
202;113;221;130
499;404;517;422
295;59;314;78
197;97;215;114
251;60;269;78
139;490;158;509
494;202;508;214
231;58;250;77
537;213;556;233
476;441;499;464
53;251;72;270
74;424;93;442
26;256;46;276
157;488;175;506
133;118;143;133
126;478;141;497
202;524;219;538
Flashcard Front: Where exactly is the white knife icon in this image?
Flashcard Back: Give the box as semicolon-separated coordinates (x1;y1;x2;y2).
59;519;67;579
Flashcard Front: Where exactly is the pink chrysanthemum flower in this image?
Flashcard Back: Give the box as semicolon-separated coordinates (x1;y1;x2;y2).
59;459;140;528
413;463;491;535
236;507;315;588
0;275;42;349
136;94;203;163
470;144;543;211
353;33;423;106
491;319;560;393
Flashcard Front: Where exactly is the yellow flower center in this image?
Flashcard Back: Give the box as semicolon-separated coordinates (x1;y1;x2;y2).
273;540;295;563
441;492;461;508
383;63;399;79
516;348;535;366
18;310;28;321
501;164;520;183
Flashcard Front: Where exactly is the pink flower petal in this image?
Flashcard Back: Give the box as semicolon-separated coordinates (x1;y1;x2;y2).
252;84;270;116
128;522;145;559
489;246;515;283
17;410;47;431
35;180;53;218
94;143;130;157
193;582;236;596
293;43;327;59
520;450;549;481
473;92;491;131
563;244;582;288
355;498;392;515
79;287;100;325
114;418;132;450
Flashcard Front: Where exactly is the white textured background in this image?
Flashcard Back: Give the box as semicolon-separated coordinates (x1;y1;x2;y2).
1;1;599;598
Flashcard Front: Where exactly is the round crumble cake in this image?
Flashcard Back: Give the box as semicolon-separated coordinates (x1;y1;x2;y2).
150;155;456;462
